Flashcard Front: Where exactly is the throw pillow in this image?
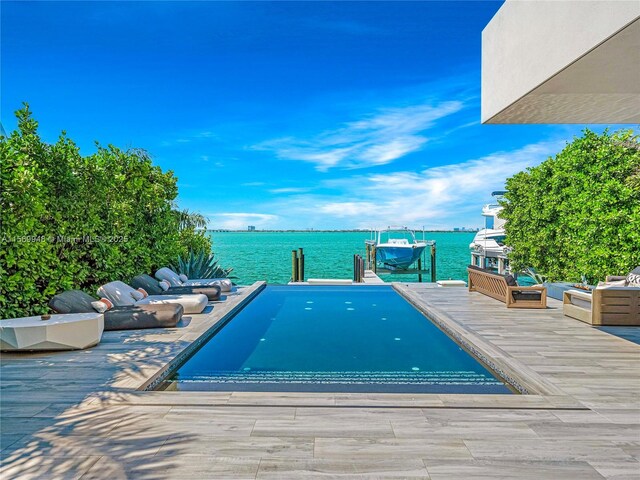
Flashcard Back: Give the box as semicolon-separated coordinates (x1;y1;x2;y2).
504;274;518;287
130;290;144;301
179;274;188;282
626;266;640;287
159;280;171;291
92;298;113;313
136;287;149;298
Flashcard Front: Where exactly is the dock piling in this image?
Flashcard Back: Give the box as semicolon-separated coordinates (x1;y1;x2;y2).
430;243;437;282
297;248;305;282
291;250;299;282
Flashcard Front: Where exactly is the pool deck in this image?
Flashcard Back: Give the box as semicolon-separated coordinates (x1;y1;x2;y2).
1;282;639;479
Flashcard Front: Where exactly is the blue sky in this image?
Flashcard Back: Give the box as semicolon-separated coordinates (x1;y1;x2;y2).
0;1;620;229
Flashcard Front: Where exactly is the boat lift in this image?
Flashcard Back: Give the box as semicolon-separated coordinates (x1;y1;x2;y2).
365;238;436;283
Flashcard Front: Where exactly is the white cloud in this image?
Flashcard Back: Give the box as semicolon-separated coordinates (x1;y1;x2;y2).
261;139;562;229
269;187;311;194
254;101;464;171
209;212;278;230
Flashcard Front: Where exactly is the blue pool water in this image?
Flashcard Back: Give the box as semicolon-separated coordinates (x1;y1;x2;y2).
162;286;512;394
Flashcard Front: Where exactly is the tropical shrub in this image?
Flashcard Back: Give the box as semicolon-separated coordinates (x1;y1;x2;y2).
171;250;233;280
500;128;640;283
0;105;213;317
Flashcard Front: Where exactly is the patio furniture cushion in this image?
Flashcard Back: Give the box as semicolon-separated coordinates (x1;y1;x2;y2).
155;267;183;287
182;278;233;292
91;299;112;313
131;274;221;301
98;281;208;314
155;267;233;292
135;294;207;314
48;290;183;331
511;290;543;301
626;266;640;287
504;274;518;287
97;281;140;306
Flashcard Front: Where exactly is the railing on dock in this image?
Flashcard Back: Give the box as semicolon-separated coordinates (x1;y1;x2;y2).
291;248;305;282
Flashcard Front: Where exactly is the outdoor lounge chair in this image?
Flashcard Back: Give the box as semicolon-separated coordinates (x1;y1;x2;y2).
131;274;221;301
155;267;233;292
467;265;547;309
97;281;208;314
563;268;640;326
49;290;183;331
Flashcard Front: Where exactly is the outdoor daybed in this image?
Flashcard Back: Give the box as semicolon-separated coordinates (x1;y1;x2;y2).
49;290;183;331
155;267;233;292
98;281;208;314
131;274;221;301
467;265;547;309
563;269;640;326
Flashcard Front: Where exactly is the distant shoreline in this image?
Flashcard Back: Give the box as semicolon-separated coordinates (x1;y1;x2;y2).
207;229;479;233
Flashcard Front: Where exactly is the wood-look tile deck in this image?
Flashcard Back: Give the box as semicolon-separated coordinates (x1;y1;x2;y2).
1;282;639;479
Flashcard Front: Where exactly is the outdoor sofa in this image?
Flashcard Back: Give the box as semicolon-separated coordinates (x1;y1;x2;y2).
155;267;233;292
563;268;640;326
49;290;183;331
98;281;208;314
467;265;547;309
131;274;221;301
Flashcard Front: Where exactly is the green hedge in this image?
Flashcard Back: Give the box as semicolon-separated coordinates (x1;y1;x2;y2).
501;129;640;283
0;105;211;317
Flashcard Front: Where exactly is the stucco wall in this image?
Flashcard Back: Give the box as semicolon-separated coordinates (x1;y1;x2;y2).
482;0;640;123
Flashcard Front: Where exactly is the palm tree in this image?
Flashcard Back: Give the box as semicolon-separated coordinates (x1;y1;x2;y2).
175;209;208;231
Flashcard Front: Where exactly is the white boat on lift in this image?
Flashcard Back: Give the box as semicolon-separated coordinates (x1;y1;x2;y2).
470;191;508;259
366;226;427;269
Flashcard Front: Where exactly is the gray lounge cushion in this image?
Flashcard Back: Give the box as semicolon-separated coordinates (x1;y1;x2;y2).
97;281;208;314
155;267;233;292
48;290;183;331
131;274;221;300
511;291;542;301
155;267;183;287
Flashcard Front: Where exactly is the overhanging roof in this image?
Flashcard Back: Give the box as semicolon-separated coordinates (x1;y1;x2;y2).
482;1;640;124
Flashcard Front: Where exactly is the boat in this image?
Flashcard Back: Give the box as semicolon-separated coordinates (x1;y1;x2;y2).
469;191;508;259
366;226;427;269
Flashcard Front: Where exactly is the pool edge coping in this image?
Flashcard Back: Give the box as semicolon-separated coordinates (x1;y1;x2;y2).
393;283;568;398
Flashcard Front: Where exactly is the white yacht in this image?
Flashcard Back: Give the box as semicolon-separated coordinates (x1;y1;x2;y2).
469;191;508;258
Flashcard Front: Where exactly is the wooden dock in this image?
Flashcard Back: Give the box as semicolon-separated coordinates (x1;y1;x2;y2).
1;283;639;479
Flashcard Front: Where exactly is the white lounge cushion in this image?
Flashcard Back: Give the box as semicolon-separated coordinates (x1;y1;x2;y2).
136;294;208;314
565;289;592;310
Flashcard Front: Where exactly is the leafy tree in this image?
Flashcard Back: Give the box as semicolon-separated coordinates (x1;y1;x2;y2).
0;105;215;317
500;128;640;283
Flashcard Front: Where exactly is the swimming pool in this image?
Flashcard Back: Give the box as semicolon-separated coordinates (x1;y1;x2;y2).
159;285;512;394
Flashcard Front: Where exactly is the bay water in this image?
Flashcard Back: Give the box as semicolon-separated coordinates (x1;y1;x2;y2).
208;231;475;285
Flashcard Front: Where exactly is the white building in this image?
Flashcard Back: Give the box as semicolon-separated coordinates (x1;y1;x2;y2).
482;0;640;124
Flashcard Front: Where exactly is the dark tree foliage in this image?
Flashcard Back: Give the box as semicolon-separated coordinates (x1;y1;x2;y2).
0;105;212;317
501;129;640;283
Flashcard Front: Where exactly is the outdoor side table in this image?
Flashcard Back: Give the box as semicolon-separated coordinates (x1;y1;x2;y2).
0;313;104;351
